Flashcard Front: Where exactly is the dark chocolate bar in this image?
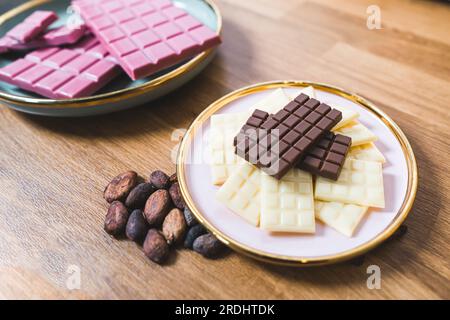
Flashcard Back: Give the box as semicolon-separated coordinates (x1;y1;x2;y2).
235;108;351;180
234;93;342;179
297;132;351;180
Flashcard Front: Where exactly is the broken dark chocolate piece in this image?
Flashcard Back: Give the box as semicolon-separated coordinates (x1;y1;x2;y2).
297;132;351;180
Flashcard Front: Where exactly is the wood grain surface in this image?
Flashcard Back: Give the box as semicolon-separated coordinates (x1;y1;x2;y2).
0;0;449;299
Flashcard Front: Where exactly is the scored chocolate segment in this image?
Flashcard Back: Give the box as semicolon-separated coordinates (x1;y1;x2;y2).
297;132;352;180
234;93;343;179
234;110;270;152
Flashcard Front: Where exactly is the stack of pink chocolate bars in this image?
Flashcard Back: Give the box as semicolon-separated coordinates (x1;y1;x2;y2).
0;0;221;99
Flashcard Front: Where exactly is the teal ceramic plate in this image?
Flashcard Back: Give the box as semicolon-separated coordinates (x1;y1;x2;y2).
0;0;221;117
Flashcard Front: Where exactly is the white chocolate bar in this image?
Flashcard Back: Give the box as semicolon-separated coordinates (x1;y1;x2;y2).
287;86;315;101
329;104;360;130
209;113;248;185
315;201;368;237
216;163;261;226
251;88;292;113
298;86;316;99
260;169;315;233
334;121;378;146
315;159;385;208
348;143;386;163
209;89;291;185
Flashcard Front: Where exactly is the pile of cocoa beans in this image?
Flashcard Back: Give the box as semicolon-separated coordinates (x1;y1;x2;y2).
103;170;227;264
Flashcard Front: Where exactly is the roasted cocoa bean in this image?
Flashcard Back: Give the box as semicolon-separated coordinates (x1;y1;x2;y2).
126;209;149;243
169;173;178;185
143;229;170;264
169;182;185;210
183;207;198;227
104;201;129;236
104;171;138;203
184;224;207;249
193;233;225;258
149;170;170;189
143;189;172;226
162;208;187;245
125;183;155;209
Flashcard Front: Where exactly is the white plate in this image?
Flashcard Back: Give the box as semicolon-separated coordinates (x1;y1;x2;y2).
177;81;418;266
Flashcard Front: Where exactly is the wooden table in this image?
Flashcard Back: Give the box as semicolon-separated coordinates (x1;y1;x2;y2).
0;0;449;299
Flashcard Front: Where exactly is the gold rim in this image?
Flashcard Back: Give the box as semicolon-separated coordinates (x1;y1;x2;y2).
0;0;222;109
177;80;418;267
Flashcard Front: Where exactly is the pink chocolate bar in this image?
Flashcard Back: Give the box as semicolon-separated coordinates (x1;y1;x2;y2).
6;11;58;43
0;37;20;54
0;36;119;99
0;25;87;53
43;24;87;46
73;0;221;80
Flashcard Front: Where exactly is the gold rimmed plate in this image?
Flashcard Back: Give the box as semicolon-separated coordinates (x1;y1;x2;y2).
177;81;418;267
0;0;221;117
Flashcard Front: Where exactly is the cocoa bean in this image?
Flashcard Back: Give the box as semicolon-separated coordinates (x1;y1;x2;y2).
104;171;138;203
125;183;155;209
169;173;177;185
143;189;172;226
143;229;170;264
184;224;207;249
162;208;187;245
149;170;170;189
169;182;185;210
104;201;129;237
193;233;225;258
183;207;198;227
126;209;149;243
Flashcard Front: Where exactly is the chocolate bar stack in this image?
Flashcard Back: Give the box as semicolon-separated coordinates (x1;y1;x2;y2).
234;93;352;180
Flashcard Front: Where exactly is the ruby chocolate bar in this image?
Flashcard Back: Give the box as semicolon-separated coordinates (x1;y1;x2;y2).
73;0;221;80
234;93;342;179
0;36;119;99
6;11;57;43
297;132;351;180
0;25;88;54
42;25;87;46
